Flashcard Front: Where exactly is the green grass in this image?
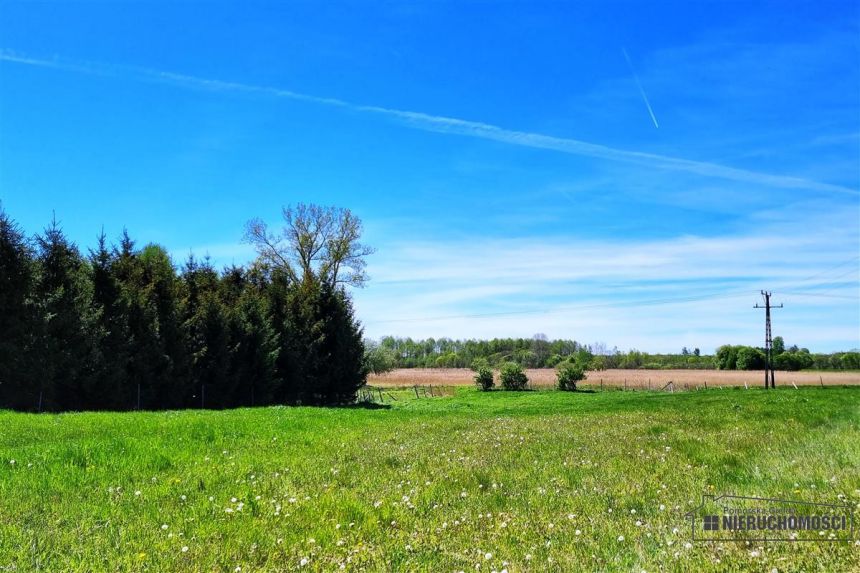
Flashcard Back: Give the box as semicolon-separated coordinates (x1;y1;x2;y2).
1;387;858;572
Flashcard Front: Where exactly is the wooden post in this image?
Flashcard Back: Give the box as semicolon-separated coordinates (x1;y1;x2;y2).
38;391;43;413
820;376;824;388
429;384;434;397
744;382;748;390
600;379;603;390
704;381;707;390
414;385;420;399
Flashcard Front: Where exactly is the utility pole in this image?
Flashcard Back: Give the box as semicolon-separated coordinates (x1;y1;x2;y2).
754;291;783;389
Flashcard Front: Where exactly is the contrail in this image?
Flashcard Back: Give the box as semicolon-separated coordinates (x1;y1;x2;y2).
622;47;659;129
1;50;857;196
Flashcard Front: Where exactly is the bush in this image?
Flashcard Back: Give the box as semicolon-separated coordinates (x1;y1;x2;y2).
473;366;494;391
499;362;528;390
556;363;586;391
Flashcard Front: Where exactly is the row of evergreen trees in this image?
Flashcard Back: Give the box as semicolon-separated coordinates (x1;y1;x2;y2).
0;209;367;412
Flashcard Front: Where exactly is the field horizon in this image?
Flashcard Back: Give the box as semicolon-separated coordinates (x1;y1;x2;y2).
369;368;860;389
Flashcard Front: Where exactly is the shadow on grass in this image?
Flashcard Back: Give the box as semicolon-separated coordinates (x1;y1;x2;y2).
341;402;392;410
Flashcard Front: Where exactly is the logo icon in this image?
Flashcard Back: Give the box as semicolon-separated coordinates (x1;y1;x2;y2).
686;494;855;542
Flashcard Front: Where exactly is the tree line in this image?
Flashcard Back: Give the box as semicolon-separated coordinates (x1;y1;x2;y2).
0;204;369;412
366;335;859;373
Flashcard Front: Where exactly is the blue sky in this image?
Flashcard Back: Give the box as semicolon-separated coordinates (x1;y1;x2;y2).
1;1;858;352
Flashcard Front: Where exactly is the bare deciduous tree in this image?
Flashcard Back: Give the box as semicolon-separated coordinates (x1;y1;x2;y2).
244;204;374;288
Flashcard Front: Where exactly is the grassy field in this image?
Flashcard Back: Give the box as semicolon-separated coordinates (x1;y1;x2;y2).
369;368;860;388
1;387;858;572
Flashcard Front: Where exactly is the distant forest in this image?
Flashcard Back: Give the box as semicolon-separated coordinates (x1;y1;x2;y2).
0;205;369;412
368;336;860;372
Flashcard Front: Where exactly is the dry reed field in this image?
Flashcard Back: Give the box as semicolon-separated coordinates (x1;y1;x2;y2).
369;368;860;388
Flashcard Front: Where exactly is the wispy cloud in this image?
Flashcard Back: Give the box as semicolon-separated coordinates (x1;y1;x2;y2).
1;49;856;197
352;207;859;351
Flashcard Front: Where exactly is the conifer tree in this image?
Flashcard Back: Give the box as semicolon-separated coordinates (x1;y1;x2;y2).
0;208;38;409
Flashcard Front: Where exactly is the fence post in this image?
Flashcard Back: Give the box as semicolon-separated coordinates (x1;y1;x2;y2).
414;385;420;399
820;376;824;388
38;391;43;413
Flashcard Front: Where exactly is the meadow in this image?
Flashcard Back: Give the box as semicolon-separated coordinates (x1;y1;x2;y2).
1;386;858;572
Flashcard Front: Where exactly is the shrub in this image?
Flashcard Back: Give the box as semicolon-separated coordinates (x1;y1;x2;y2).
473;366;494;391
499;362;528;390
556;363;586;391
470;357;490;372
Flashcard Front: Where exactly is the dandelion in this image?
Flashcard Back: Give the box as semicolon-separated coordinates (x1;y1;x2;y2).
134;490;142;496
749;550;760;558
630;509;636;514
9;460;15;465
617;535;625;542
180;495;187;501
684;542;692;549
635;521;642;527
659;504;666;511
525;554;532;561
300;558;309;567
161;524;168;530
484;552;492;560
374;500;383;508
575;529;582;536
181;546;189;553
567;513;575;520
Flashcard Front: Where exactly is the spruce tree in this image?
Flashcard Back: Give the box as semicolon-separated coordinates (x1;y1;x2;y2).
0;209;38;409
33;219;98;411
